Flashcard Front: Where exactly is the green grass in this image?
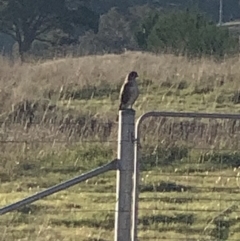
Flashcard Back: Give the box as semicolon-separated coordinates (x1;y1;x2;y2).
2;52;240;240
1;142;240;241
56;82;240;113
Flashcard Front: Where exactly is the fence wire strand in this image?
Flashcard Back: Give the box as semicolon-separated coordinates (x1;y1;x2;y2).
137;116;240;241
2;114;240;240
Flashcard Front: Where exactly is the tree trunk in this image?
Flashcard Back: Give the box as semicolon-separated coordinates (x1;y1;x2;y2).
18;39;33;62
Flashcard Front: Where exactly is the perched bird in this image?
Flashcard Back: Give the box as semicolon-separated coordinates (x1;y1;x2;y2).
119;71;139;110
116;71;139;121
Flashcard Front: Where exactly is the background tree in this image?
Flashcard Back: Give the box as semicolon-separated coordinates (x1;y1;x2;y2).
77;5;158;56
0;0;99;61
83;0;240;22
0;32;14;55
135;9;238;57
78;7;138;55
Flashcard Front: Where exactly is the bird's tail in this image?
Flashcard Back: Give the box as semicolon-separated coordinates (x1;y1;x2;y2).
118;103;123;110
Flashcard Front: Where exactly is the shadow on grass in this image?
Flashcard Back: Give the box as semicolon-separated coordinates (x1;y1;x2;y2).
50;213;114;230
140;196;194;204
139;213;194;226
17;204;43;214
16;204;51;215
141;181;192;192
42;166;85;174
0;172;11;182
7;204;51;225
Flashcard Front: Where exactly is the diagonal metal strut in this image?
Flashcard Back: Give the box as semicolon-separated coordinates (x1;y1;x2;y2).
0;159;118;215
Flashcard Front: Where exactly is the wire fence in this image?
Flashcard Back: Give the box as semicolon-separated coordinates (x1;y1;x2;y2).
136;116;240;241
3;114;240;240
0;120;118;145
0;120;118;241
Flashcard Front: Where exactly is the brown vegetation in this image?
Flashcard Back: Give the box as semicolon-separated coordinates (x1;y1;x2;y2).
2;52;240;240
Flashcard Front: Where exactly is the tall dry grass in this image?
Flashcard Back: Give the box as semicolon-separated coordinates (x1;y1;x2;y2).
2;53;240;241
1;51;240;145
1;51;240;109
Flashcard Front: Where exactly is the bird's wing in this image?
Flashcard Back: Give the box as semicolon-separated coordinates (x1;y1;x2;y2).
120;82;132;105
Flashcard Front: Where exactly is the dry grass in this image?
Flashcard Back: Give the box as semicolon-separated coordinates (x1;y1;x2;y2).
1;51;240;111
1;51;240;144
1;52;240;240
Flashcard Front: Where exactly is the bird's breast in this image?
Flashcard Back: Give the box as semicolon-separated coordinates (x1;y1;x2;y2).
129;85;139;101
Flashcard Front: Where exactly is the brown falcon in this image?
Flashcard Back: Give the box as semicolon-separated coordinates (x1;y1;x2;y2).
118;71;139;110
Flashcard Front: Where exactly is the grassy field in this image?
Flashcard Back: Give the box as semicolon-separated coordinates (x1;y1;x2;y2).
1;51;240;240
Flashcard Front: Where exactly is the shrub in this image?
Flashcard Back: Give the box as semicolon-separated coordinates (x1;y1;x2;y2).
135;9;238;57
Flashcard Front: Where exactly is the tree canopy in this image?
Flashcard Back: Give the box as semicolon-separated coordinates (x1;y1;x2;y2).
135;9;238;57
0;0;99;60
0;0;239;59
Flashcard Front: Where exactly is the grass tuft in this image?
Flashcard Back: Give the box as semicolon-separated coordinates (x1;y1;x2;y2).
1;52;240;240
